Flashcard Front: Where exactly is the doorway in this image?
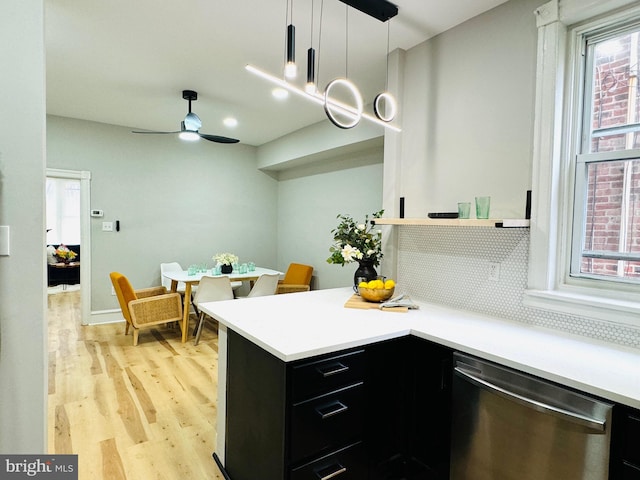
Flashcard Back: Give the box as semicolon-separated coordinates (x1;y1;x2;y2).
46;168;91;324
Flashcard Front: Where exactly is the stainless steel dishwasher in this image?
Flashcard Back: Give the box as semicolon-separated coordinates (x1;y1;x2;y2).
450;352;613;480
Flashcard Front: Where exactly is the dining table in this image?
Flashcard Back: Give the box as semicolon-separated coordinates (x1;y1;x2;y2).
163;266;283;342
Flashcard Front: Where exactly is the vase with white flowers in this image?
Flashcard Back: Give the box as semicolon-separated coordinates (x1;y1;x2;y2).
327;210;384;285
213;252;239;274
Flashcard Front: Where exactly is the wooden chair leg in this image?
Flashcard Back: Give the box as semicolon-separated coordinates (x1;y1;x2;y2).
194;312;206;346
133;329;139;346
125;321;130;335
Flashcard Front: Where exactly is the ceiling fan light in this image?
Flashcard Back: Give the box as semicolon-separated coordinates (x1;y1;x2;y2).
179;131;200;141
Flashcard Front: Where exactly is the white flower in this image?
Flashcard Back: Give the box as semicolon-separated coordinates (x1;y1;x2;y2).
366;249;375;257
357;224;366;230
213;252;239;265
341;244;361;263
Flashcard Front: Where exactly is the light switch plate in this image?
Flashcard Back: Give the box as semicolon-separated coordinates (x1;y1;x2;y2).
0;226;9;256
102;222;114;232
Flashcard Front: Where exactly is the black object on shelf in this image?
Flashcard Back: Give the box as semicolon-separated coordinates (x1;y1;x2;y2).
400;197;405;219
526;190;532;219
427;212;458;219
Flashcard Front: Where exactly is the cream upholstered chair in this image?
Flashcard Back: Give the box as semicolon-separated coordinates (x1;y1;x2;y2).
276;263;313;294
110;272;183;346
192;275;235;345
246;273;280;298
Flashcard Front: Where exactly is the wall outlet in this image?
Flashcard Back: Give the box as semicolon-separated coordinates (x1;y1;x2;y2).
111;286;116;296
488;262;500;281
102;221;113;232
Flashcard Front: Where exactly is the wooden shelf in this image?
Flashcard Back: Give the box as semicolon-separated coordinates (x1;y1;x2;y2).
373;218;530;228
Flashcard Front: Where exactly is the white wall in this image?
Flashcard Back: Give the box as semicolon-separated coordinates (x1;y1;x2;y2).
392;0;540;219
47;116;278;311
277;147;384;289
0;0;47;452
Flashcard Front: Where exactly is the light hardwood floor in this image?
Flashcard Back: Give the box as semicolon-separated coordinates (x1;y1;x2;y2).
47;290;226;479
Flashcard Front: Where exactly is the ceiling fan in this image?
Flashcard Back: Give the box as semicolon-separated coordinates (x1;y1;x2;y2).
132;90;239;144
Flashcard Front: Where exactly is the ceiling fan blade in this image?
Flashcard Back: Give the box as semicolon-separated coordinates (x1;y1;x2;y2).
199;133;240;144
131;130;181;135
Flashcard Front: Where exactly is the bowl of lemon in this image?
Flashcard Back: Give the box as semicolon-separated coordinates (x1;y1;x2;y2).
358;278;396;302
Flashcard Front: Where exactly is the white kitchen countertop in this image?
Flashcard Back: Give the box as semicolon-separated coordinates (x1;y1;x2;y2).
199;287;640;409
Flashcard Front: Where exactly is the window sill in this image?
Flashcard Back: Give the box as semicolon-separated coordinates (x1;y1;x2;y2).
523;288;640;328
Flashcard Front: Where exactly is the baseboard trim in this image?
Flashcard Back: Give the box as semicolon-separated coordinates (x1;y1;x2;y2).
89;309;125;325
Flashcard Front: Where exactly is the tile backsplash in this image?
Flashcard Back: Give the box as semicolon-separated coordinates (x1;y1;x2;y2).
398;226;640;349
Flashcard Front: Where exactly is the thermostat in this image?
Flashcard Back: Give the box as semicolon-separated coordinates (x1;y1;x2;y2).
90;209;104;217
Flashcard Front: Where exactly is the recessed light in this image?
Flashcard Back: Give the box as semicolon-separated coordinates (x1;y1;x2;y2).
272;88;289;100
223;117;238;127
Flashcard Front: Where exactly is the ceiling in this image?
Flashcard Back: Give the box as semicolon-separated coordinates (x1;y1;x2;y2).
45;0;509;147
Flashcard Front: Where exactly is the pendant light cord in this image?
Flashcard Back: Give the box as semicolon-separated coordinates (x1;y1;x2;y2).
317;0;324;87
345;5;349;78
385;20;390;91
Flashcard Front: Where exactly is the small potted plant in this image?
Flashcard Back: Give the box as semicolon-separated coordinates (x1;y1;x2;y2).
213;252;239;274
327;210;384;285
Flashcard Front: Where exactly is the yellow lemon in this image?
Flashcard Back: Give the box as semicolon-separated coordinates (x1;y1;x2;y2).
384;279;395;289
358;281;368;288
374;279;385;289
367;280;378;288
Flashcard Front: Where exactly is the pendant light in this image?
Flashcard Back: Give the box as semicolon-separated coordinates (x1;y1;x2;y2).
373;20;397;122
284;0;297;79
246;0;401;132
305;0;316;94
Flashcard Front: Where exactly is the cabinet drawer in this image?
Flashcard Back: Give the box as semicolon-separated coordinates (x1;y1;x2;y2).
291;349;365;402
290;441;366;480
624;413;640;466
290;383;364;462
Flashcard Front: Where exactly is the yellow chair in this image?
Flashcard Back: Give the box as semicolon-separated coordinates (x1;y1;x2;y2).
276;263;313;294
110;272;183;346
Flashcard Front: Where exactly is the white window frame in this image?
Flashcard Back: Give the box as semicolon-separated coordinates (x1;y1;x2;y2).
524;0;640;328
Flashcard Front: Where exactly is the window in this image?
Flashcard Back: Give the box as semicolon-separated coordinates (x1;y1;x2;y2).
571;23;640;285
525;0;640;325
46;177;81;245
572;26;640;285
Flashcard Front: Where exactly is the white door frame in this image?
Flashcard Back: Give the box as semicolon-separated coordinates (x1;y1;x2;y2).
46;168;91;325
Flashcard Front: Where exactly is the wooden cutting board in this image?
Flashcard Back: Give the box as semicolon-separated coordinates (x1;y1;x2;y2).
344;294;408;313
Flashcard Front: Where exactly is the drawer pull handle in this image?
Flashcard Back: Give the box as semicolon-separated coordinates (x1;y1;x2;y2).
316;400;349;419
315;463;347;480
316;362;349;377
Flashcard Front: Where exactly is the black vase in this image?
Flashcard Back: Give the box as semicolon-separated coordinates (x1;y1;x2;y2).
354;259;377;286
221;264;233;274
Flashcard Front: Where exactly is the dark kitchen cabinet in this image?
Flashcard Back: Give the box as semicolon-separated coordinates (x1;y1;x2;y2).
221;330;453;480
224;330;367;480
611;405;640;480
367;336;452;480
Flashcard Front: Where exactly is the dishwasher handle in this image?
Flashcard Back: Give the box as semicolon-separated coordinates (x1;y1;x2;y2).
454;366;606;432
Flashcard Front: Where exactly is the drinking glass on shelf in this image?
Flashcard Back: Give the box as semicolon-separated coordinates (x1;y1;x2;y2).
239;263;248;274
248;262;256;272
458;202;471;219
187;264;197;276
475;196;491;219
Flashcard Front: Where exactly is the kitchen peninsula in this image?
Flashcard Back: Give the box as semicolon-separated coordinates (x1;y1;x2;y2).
200;288;640;479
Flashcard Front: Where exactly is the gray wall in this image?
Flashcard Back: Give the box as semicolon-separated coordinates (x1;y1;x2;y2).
47;115;385;309
395;0;539;219
277;147;384;289
0;0;47;452
47;116;279;311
